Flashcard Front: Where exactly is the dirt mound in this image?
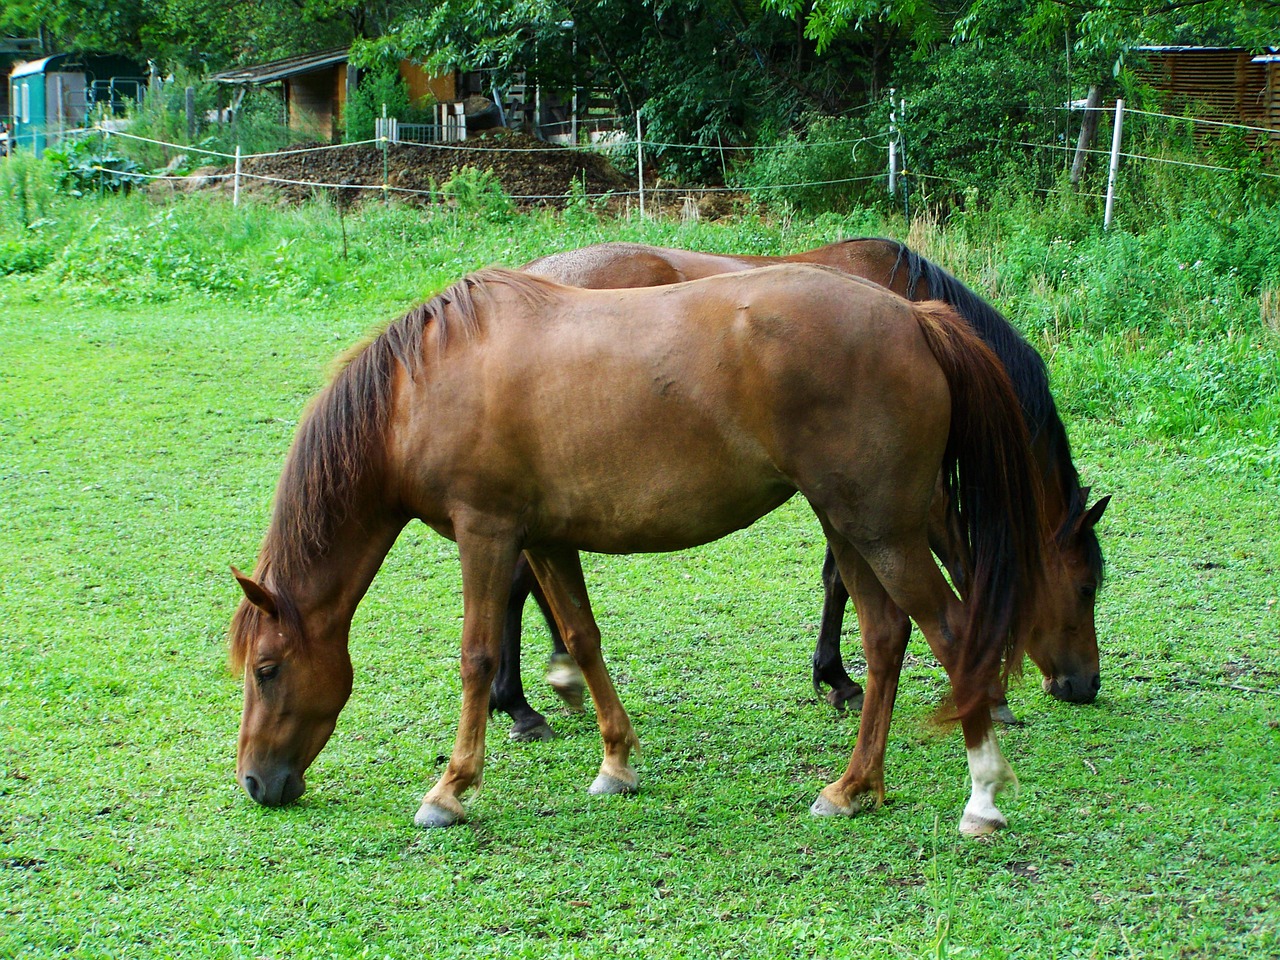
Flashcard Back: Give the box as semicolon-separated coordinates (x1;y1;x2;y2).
213;128;633;208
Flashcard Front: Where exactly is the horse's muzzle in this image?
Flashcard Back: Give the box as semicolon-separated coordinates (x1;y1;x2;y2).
241;769;305;807
1044;672;1101;704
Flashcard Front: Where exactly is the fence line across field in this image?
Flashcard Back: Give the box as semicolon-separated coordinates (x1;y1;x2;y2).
71;96;1277;222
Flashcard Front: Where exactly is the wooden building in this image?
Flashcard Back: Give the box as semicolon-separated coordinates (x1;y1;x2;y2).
211;48;457;141
1132;46;1278;144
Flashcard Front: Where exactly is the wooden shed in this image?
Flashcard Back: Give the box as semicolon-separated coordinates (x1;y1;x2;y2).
1132;46;1277;144
211;48;456;141
1253;53;1280;140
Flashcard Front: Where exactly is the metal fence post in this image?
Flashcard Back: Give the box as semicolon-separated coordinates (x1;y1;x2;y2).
1104;98;1124;230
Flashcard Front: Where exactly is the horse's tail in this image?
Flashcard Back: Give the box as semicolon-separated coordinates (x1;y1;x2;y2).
912;300;1048;722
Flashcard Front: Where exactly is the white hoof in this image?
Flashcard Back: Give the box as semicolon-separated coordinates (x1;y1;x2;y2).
414;800;465;828
959;809;1006;837
588;771;638;795
546;654;586;712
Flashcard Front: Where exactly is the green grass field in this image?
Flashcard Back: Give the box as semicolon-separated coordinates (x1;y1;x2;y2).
1;193;1278;958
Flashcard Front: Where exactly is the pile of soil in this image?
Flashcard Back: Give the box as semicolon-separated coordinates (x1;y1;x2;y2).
201;128;634;208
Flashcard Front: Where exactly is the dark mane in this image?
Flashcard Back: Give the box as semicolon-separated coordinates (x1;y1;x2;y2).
229;268;549;669
872;239;1104;581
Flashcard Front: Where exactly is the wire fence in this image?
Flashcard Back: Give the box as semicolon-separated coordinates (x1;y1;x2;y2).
39;96;1280;222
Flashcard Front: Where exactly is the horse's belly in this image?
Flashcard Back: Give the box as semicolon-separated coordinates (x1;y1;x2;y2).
530;468;797;554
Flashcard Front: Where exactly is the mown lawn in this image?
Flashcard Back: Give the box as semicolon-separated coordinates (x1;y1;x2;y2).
1;198;1277;958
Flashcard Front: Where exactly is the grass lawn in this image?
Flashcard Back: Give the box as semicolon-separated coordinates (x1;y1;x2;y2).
1;198;1277;958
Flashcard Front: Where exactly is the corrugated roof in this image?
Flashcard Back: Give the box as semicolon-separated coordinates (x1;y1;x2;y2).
210;47;349;85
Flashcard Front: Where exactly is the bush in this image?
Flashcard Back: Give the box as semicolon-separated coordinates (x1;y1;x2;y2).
733;115;888;215
45;138;144;197
344;65;436;143
0;238;54;275
438;166;515;222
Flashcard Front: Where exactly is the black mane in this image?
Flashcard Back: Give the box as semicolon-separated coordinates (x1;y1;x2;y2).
882;241;1103;577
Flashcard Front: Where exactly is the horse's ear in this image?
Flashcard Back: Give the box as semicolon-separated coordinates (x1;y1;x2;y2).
231;566;278;617
1080;494;1111;530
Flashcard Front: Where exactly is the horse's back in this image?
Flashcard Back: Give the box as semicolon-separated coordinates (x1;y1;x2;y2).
395;266;949;554
524;242;766;287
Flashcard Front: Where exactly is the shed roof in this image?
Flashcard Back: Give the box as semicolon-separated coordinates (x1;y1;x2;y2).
210;47;349;86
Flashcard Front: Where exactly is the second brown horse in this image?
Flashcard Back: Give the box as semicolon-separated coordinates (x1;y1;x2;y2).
488;239;1108;739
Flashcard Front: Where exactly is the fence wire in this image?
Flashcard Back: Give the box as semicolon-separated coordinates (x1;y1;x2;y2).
67;96;1279;213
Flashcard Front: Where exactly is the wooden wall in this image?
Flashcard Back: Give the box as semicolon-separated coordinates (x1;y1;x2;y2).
1133;48;1275;145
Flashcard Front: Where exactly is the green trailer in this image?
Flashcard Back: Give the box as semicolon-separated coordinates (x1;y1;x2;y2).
7;53;144;156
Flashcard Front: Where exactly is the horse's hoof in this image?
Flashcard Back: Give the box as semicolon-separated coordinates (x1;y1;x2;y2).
415;800;465;828
509;721;557;742
588;771;638;795
826;688;864;712
990;702;1022;726
810;789;875;818
810;794;854;817
959;810;1006;837
546;654;586;713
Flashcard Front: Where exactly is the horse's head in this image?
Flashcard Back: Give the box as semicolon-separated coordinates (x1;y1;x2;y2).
230;568;353;807
1024;493;1110;704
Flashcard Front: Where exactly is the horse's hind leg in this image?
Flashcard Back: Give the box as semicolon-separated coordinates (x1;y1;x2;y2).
528;569;586;712
417;528;521;828
836;530;1016;836
810;535;911;817
491;554;557;742
524;546;640;796
812;547;865;711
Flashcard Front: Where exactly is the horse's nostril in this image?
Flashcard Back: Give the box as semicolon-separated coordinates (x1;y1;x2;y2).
1089;673;1101;693
243;774;263;803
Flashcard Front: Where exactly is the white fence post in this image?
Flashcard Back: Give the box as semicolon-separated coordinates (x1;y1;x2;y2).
233;145;241;207
1104;98;1125;230
888;87;897;196
636;111;645;218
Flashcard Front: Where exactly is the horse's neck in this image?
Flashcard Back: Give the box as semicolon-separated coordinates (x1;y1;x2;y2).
276;512;406;635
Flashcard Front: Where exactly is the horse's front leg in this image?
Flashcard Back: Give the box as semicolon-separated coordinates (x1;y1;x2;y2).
525;546;639;796
416;530;521;828
812;546;866;711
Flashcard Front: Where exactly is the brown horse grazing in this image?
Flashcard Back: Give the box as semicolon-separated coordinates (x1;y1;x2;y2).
483;239;1108;738
230;264;1048;836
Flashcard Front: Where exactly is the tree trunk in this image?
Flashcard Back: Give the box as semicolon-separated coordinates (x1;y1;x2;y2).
1070;85;1102;188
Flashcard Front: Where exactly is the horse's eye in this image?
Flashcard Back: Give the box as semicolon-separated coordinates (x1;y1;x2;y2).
255;663;280;684
1080;583;1097;600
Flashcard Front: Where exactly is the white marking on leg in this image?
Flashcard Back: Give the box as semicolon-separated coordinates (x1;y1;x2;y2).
960;735;1014;836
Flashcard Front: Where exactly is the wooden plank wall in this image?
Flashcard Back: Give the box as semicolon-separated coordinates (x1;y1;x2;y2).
1133;49;1275;146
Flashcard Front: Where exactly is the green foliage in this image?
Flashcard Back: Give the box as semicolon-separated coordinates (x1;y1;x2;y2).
343;63;435;143
0;237;53;275
765;0;944;53
439;165;516;221
44;137;144;197
893;38;1067;202
734;115;888;214
0;150;58;228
